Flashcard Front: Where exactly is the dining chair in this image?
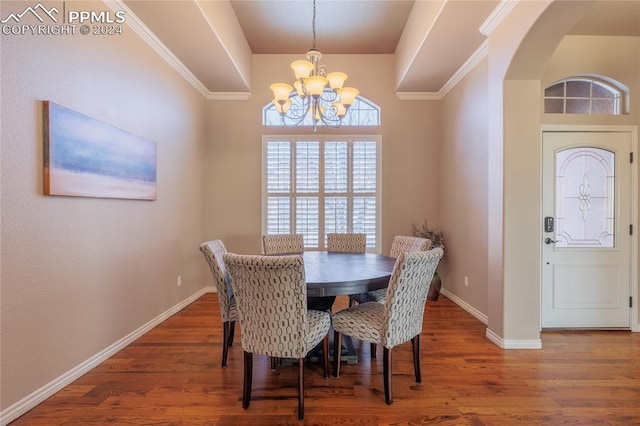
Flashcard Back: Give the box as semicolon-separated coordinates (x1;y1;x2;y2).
223;253;331;420
349;235;431;307
261;233;304;255
327;233;366;253
199;240;238;368
332;248;444;405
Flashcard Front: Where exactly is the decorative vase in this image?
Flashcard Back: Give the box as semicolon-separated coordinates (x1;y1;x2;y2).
427;272;442;301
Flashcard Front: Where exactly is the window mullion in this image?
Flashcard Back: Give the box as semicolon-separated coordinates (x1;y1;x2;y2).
347;138;354;234
319;140;326;250
291;139;297;235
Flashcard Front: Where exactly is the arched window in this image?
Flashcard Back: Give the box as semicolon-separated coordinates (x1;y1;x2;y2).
263;91;381;127
544;76;627;115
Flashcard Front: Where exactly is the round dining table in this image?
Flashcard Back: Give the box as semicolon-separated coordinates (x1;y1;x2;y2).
301;251;397;297
299;251;397;365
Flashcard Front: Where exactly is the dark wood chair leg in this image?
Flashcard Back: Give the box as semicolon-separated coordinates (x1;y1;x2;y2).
322;334;329;379
243;351;252;409
333;330;342;377
270;357;277;370
371;343;377;359
298;357;305;420
412;335;421;383
348;297;355;307
383;347;393;405
222;322;230;368
228;321;235;346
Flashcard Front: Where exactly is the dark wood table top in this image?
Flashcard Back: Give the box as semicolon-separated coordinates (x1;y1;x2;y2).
301;251;396;297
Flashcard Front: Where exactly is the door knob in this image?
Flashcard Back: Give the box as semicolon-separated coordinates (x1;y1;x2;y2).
544;238;558;245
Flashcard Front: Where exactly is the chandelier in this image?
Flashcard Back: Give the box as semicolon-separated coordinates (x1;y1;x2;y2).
269;0;360;132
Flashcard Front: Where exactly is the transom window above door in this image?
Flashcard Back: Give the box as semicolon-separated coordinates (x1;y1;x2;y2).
262;136;381;252
544;76;628;115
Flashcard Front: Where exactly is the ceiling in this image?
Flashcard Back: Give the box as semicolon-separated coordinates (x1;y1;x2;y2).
123;0;639;96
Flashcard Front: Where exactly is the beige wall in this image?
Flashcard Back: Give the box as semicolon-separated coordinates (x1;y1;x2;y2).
0;1;208;410
440;57;489;314
204;54;442;256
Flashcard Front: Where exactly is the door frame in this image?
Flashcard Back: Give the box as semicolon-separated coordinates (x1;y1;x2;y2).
540;125;639;332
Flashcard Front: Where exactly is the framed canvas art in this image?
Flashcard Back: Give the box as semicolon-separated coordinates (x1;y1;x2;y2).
43;101;157;200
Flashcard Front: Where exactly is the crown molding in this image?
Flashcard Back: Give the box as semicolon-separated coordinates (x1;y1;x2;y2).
207;92;252;101
396;40;488;101
104;0;210;98
479;0;519;36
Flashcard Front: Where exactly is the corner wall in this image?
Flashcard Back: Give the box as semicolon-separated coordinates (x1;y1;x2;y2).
440;57;490;317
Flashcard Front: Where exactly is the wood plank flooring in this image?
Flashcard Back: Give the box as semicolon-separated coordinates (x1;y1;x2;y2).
10;294;640;425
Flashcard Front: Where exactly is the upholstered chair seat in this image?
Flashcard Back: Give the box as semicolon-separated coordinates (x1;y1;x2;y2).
333;248;444;405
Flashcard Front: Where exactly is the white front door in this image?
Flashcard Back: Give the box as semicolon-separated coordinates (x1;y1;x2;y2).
542;130;632;328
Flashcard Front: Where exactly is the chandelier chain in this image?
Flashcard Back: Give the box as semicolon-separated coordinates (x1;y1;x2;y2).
312;0;317;50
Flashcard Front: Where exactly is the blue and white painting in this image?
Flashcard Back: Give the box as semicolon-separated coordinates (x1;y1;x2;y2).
44;101;157;200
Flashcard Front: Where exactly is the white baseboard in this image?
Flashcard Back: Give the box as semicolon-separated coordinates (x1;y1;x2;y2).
0;286;215;426
440;288;542;349
440;288;488;324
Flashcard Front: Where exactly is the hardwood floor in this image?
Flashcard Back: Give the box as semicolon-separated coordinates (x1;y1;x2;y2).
11;293;640;425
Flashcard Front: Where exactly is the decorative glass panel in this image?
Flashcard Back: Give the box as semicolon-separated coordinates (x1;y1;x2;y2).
566;99;590;114
544;77;622;115
555;147;615;248
592;99;615;115
545;82;564;97
545;99;564;114
566;80;590;97
263;91;381;127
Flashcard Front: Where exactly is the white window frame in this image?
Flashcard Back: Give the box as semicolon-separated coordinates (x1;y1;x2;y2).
262;135;382;253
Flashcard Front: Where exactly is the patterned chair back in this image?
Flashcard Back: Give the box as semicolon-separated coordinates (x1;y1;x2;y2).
223;253;309;358
262;234;304;255
383;248;444;348
199;240;234;322
389;235;431;258
327;233;366;253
